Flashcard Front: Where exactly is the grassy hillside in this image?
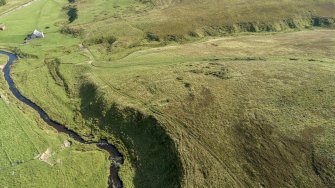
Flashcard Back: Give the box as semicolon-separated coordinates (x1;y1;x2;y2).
0;0;335;187
0;54;7;65
0;1;110;187
0;73;110;187
136;0;335;35
0;0;32;16
71;0;335;60
73;29;335;187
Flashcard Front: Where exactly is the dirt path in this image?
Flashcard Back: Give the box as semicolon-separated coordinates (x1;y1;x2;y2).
0;0;39;17
79;44;95;66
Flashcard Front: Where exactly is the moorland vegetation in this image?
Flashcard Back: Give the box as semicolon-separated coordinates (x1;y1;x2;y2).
0;0;335;187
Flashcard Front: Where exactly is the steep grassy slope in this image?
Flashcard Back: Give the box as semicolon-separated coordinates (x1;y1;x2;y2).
136;0;335;35
80;30;335;187
70;0;335;60
0;0;335;187
12;29;335;187
0;68;110;187
0;1;111;187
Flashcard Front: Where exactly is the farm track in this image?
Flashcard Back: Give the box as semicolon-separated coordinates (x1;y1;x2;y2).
0;0;39;17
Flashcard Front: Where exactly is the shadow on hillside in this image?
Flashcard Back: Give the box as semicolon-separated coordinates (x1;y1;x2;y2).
79;83;183;188
233;113;334;187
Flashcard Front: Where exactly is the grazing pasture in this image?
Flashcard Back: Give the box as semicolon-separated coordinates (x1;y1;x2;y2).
0;1;110;187
0;0;335;187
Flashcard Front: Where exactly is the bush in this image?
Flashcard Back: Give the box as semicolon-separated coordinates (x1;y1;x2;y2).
85;36;117;46
0;0;6;6
67;6;78;23
60;26;84;37
146;32;160;41
165;34;185;42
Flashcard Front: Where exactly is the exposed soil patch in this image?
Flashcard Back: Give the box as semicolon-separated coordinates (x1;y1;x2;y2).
63;140;72;148
39;148;54;166
0;92;9;104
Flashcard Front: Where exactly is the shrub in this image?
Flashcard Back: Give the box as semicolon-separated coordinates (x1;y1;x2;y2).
85;36;117;46
60;26;84;37
166;34;182;42
13;48;38;59
67;6;78;23
146;32;160;41
0;0;6;6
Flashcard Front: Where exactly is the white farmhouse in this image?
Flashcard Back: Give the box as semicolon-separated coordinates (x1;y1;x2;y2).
25;29;45;41
32;29;45;38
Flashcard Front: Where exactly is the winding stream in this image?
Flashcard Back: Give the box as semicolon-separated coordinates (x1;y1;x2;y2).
1;50;124;188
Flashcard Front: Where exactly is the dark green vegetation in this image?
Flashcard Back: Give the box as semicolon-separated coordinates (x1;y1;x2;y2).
0;0;335;187
0;0;6;6
66;6;77;23
80;82;182;187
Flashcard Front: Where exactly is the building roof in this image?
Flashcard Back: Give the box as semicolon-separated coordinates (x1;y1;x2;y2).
33;29;44;38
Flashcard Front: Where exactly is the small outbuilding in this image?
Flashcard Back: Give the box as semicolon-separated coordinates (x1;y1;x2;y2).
0;24;5;31
32;29;44;38
25;29;45;41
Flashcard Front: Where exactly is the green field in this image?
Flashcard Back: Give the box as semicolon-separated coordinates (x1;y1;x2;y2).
0;54;7;66
0;80;110;187
0;1;111;187
0;0;335;187
0;0;32;16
